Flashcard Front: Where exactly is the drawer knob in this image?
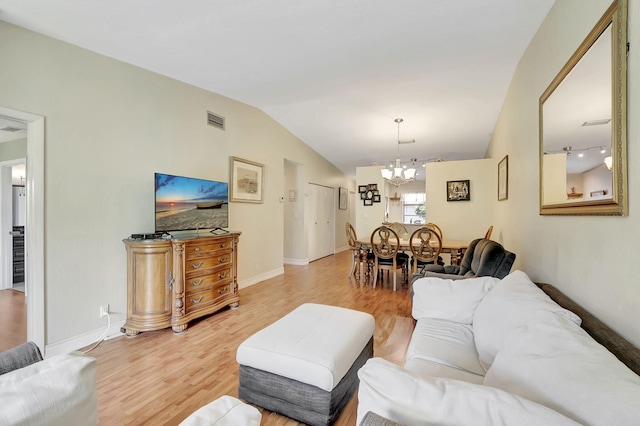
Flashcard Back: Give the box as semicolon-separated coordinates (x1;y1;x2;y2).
190;261;204;269
190;279;203;287
218;256;228;263
189;295;204;304
218;271;227;279
194;247;200;252
218;287;227;295
220;243;226;248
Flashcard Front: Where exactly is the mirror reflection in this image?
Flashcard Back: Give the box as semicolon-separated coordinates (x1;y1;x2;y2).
542;25;612;205
539;0;627;216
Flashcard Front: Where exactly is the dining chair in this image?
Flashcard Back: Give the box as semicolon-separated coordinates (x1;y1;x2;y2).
425;222;443;240
484;225;494;240
425;222;445;266
409;226;442;275
388;222;409;237
346;222;372;279
370;226;407;291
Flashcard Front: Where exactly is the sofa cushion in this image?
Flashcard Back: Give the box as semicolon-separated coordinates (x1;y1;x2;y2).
411;276;499;324
357;357;579;426
404;358;484;385
0;351;97;425
405;318;484;376
472;270;581;370
484;310;640;426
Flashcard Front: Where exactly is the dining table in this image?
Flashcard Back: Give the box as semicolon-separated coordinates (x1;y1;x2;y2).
356;237;469;266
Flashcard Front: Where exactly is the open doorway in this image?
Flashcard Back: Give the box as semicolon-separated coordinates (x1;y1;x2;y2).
0;107;45;353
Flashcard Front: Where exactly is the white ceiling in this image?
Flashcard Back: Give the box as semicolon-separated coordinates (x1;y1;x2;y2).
0;0;556;178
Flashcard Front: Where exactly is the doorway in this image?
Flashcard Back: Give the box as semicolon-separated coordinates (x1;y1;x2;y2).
0;107;45;352
306;183;335;262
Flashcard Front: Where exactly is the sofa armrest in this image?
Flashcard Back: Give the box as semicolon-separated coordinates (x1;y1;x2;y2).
0;341;43;375
0;351;98;425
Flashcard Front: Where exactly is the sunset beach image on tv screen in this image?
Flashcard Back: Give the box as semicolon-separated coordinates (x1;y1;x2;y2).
155;173;228;232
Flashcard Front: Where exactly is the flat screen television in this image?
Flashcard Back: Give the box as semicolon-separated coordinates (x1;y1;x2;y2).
155;173;229;233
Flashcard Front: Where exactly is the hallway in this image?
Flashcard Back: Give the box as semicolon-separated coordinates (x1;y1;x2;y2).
0;289;26;352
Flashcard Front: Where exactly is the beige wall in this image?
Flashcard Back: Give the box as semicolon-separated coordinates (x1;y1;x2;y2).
0;21;353;346
487;0;640;346
426;159;494;241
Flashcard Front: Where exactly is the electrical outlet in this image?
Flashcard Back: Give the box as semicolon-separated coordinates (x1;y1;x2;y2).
99;304;109;318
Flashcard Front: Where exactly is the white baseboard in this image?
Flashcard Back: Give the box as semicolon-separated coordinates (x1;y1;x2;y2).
283;258;309;265
238;267;284;289
45;317;125;358
335;245;349;253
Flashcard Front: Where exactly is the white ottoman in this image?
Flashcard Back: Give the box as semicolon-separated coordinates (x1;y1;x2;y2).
236;303;375;426
179;395;261;426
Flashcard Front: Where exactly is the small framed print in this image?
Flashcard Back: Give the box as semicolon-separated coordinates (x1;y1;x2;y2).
364;198;373;206
498;155;508;201
358;185;367;193
338;187;348;210
230;156;264;203
447;180;471;202
373;194;381;203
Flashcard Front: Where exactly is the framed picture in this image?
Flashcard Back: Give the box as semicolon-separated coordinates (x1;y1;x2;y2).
372;194;381;203
367;184;377;191
230;156;264;203
364;198;373;206
338;187;348;210
498;155;509;201
358;185;367;193
447;180;470;202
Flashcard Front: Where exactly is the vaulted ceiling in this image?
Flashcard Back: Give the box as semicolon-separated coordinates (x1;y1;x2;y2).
0;0;555;178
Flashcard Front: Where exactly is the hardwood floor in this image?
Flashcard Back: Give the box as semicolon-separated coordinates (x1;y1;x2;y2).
93;251;414;425
0;289;27;352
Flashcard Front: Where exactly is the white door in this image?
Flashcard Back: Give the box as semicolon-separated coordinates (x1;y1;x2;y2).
307;183;335;262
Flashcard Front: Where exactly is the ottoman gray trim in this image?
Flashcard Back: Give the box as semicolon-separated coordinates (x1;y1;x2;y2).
239;337;373;426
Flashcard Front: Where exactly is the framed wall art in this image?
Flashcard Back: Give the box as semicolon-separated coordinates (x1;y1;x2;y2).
230;156;264;203
447;180;470;202
338;187;348;210
498;155;508;201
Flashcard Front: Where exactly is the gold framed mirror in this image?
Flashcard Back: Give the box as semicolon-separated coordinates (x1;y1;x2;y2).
539;0;627;215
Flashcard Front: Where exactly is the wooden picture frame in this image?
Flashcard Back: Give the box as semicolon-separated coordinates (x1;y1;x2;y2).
498;155;508;201
447;180;470;202
338;187;348;210
230;156;264;203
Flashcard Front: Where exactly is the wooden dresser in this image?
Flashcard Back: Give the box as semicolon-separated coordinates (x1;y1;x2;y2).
122;231;241;335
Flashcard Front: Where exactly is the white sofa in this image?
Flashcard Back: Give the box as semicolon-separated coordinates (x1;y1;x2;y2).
0;350;97;425
357;270;640;425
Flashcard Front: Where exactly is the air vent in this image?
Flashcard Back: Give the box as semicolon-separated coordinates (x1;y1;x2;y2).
207;111;225;130
0;126;23;132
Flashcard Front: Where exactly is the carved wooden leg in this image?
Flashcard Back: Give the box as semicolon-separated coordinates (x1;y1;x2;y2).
230;301;240;309
172;324;188;334
124;329;140;337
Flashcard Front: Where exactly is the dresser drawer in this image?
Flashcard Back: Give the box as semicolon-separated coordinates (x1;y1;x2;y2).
184;250;232;273
185;282;232;313
184;266;232;293
185;239;233;259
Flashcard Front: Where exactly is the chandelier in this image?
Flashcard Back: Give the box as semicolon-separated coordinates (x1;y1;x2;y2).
380;118;417;187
